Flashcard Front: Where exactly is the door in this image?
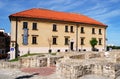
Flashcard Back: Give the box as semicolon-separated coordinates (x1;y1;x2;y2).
70;42;74;51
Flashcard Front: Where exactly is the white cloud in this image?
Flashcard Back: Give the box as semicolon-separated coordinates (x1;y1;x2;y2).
94;9;120;20
36;0;87;11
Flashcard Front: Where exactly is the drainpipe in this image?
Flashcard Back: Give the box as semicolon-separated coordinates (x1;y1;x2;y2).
15;17;18;58
104;26;108;51
76;24;79;51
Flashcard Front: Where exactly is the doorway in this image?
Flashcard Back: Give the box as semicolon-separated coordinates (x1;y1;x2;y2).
70;42;74;51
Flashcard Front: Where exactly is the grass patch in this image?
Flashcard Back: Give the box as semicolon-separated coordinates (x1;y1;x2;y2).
50;53;56;55
21;53;45;57
9;58;19;62
8;53;46;62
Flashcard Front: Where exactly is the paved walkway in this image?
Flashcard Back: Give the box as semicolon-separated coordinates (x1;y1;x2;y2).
0;67;58;79
1;67;120;79
21;67;56;76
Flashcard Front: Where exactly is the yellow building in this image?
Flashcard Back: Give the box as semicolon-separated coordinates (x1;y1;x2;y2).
9;8;107;57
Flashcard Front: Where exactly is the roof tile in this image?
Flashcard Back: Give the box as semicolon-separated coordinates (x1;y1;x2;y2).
9;8;107;26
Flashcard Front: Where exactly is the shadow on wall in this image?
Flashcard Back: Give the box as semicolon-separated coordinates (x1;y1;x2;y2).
15;73;39;79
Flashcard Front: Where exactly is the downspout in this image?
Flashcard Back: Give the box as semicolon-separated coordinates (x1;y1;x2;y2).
76;24;79;51
104;26;108;51
15;17;18;58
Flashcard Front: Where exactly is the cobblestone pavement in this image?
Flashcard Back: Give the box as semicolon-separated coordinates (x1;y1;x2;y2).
80;75;112;79
21;67;56;76
0;67;58;79
0;68;120;79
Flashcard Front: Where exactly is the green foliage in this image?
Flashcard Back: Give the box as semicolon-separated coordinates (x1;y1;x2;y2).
50;53;56;55
90;38;98;48
9;53;45;62
21;53;45;57
107;46;120;49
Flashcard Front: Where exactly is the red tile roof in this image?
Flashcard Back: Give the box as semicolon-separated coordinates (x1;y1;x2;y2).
9;8;107;26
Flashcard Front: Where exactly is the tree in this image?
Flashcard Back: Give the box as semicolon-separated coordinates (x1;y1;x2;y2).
90;38;98;51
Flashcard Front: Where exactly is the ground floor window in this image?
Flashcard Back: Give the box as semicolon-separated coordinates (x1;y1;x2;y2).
32;36;37;44
80;37;85;45
98;38;102;45
64;36;70;45
52;36;58;45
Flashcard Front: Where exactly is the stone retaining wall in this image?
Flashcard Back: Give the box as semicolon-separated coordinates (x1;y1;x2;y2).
19;55;63;68
0;61;20;69
0;55;63;69
56;57;118;79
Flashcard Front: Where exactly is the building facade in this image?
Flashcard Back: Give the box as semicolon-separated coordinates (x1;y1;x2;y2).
9;8;107;56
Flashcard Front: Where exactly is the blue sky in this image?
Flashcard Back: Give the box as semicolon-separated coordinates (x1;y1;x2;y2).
0;0;120;46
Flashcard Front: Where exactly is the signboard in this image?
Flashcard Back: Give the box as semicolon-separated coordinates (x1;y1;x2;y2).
23;28;28;45
10;48;14;51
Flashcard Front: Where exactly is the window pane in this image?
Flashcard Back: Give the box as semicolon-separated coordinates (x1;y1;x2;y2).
53;24;57;31
99;38;102;45
65;26;68;32
65;38;69;45
70;26;73;32
99;29;102;34
32;37;37;44
53;37;56;44
23;22;28;29
81;27;84;33
80;38;84;45
92;28;95;34
33;23;37;30
23;28;28;45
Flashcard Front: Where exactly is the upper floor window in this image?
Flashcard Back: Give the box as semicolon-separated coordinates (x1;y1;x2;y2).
70;26;74;32
23;22;28;29
32;23;37;30
65;25;68;32
98;38;102;45
92;28;95;34
80;37;85;45
64;36;70;45
81;27;84;33
53;24;57;31
52;36;58;45
99;29;102;34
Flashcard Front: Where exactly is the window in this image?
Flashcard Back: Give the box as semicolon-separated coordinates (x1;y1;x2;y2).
65;25;68;32
99;29;102;34
23;28;28;45
52;36;57;45
23;35;28;45
53;24;57;31
81;27;84;33
70;26;74;32
32;36;37;44
32;23;37;30
80;37;85;45
23;22;28;29
64;37;69;45
98;38;102;45
92;28;95;34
